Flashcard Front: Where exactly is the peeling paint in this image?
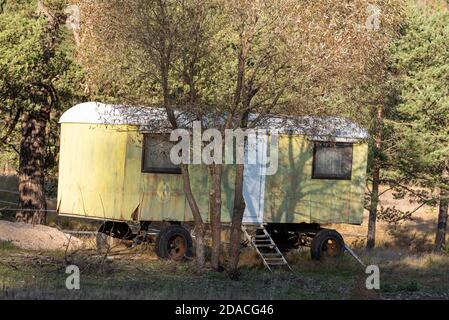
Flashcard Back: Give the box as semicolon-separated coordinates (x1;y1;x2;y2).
57;124;368;225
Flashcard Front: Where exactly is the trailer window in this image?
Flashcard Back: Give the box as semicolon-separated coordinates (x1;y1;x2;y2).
142;134;181;174
312;142;353;180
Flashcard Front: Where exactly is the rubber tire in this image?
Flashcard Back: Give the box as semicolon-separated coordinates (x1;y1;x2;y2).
155;227;167;258
155;225;193;261
311;229;345;261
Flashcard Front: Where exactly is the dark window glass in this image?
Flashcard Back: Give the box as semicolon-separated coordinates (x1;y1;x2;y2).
142;134;181;174
312;142;353;180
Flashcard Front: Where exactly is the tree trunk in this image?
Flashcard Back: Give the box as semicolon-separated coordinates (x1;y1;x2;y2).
367;163;380;250
14;0;64;225
158;31;206;268
228;163;246;277
434;165;449;252
367;105;383;250
180;164;206;268
16;109;50;225
209;164;223;270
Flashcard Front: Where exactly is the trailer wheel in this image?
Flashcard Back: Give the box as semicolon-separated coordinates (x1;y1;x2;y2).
155;225;193;261
311;229;345;261
154;228;165;258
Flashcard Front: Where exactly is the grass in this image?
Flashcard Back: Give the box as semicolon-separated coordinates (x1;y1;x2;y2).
1;179;447;300
0;240;17;251
0;242;448;300
382;281;419;293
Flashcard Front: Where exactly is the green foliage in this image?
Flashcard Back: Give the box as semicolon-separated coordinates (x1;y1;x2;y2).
0;0;85;174
389;4;449;189
377;206;413;224
0;11;51;108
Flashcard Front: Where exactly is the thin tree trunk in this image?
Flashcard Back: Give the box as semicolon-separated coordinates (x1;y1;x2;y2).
159;41;206;268
180;164;206;268
226;11;256;276
209;164;223;270
228;163;246;277
227;114;248;277
367;105;383;250
367;163;380;250
434;165;449;252
164;103;206;269
16;109;49;225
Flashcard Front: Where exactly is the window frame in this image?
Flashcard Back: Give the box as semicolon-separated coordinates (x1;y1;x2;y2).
311;141;354;180
141;133;182;175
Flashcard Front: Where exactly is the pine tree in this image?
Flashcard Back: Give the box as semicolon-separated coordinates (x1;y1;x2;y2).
0;0;82;223
390;3;449;251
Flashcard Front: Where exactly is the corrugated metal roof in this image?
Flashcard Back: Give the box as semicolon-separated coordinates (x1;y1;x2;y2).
59;102;368;140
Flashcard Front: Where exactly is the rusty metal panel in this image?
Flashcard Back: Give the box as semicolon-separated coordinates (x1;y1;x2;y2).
139;175;186;221
58;124;368;226
124;130;211;222
182;164;211;222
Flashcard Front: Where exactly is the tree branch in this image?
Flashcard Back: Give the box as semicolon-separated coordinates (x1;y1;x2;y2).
0;107;22;148
0;0;6;14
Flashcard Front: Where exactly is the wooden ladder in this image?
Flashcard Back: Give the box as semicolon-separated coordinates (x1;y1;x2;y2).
242;225;292;272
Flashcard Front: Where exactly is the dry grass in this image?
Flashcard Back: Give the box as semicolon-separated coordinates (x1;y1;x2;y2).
2;242;446;299
1;179;447;300
1;236;448;300
331;185;439;252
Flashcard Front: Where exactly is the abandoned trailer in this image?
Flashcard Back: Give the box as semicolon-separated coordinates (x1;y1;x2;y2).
57;102;369;269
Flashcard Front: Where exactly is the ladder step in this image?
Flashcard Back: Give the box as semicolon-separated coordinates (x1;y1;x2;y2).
265;259;285;262
261;253;282;257
242;225;292;272
254;244;275;248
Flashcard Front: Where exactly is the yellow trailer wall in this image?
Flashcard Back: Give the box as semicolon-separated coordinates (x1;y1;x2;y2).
263;135;367;225
57;124;212;222
57;124;367;225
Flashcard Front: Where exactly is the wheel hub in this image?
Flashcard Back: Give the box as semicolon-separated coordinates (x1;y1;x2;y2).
321;238;341;257
168;235;187;259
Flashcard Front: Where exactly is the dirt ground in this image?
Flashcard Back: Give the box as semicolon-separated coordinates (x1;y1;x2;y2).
0;220;84;251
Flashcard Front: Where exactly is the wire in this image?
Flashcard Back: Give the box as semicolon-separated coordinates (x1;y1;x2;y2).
0;207;57;213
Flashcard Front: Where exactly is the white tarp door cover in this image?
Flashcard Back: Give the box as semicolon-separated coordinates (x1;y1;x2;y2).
243;131;268;224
